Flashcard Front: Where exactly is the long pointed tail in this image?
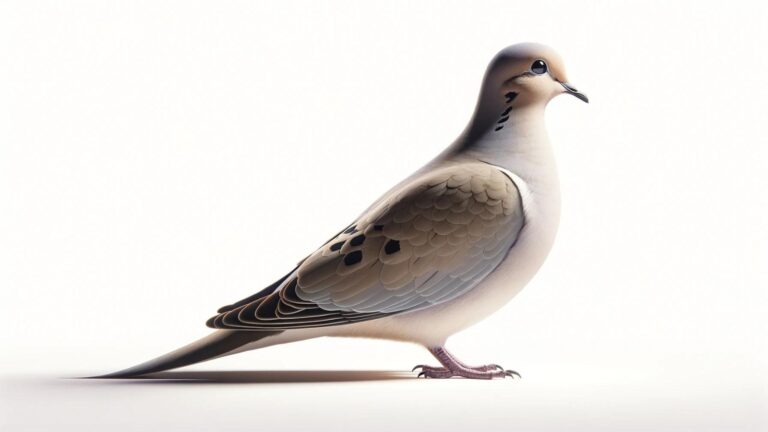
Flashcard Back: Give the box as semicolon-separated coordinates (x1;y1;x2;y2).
94;330;282;378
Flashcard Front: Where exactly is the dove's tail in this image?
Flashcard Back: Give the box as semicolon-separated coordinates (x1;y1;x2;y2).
92;330;282;378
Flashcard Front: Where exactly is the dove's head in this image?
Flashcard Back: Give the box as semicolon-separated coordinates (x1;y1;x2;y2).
459;43;587;143
483;43;588;107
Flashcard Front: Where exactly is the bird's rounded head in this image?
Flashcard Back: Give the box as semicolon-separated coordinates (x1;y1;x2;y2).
483;43;588;106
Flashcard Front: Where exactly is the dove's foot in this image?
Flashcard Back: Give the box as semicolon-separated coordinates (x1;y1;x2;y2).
413;364;519;379
412;346;521;380
413;363;504;373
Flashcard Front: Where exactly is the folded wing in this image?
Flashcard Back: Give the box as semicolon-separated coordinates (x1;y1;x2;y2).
207;162;524;330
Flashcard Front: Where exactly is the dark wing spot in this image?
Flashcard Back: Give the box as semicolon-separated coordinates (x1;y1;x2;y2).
350;234;366;246
343;225;357;234
501;106;513;116
330;241;344;251
374;224;384;231
384;240;401;255
497;116;509;124
494;126;504;131
344;250;363;265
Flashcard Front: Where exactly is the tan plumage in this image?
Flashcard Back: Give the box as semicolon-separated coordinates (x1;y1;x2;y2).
104;42;587;379
207;162;523;327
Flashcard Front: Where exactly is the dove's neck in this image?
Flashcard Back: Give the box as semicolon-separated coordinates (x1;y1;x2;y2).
444;103;560;196
434;102;561;248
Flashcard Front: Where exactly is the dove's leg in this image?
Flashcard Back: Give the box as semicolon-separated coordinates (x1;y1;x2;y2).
442;350;506;372
412;347;520;379
413;354;503;374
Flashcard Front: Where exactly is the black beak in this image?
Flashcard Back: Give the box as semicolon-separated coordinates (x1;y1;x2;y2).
560;82;589;103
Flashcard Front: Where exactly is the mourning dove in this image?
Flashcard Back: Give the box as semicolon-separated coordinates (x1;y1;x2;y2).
103;43;587;380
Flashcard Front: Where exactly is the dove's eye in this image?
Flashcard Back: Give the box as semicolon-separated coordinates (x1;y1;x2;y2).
531;60;548;75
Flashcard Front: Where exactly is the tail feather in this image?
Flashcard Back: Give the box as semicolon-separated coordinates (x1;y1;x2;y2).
93;330;282;378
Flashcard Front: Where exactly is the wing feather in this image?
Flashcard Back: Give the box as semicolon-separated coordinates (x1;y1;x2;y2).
207;162;524;330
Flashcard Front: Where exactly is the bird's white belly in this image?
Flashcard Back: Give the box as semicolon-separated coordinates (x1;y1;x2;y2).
330;181;561;347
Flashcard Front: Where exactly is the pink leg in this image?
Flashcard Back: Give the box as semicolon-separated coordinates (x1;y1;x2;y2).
412;346;521;379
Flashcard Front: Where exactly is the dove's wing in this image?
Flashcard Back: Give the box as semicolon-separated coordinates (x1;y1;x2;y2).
207;162;524;330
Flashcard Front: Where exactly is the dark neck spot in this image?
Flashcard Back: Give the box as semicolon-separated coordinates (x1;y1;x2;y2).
495;92;519;132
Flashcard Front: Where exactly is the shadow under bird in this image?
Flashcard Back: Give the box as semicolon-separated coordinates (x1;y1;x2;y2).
102;43;587;380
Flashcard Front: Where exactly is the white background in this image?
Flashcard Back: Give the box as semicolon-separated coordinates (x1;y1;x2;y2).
1;1;766;431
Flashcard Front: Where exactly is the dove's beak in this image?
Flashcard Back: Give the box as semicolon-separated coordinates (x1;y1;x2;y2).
560;82;589;103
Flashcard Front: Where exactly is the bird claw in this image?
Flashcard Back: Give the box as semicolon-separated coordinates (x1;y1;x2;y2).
412;362;521;379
